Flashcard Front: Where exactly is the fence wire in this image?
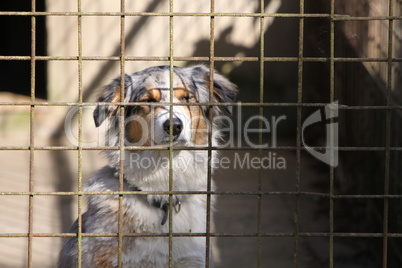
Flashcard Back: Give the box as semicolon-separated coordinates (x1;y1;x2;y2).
0;0;402;267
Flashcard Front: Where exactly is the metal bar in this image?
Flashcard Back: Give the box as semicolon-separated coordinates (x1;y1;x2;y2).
169;0;174;268
3;231;402;238
329;1;335;267
3;191;402;198
0;11;399;20
2;146;402;152
0;191;333;197
205;0;215;266
3;101;402;109
294;0;304;266
168;0;174;266
117;0;127;267
2;55;402;62
332;16;402;21
27;0;36;267
0;11;343;18
1;231;401;238
382;0;394;266
77;0;83;267
257;0;265;266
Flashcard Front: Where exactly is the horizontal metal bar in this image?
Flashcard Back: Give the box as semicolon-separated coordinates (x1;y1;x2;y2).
0;146;401;152
1;56;402;63
332;16;402;21
0;191;329;197
332;195;402;199
0;11;342;18
0;101;401;110
1;191;402;198
1;232;401;238
1;11;401;20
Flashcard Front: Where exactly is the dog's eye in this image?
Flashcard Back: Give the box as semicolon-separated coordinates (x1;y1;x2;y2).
145;98;158;103
180;95;194;102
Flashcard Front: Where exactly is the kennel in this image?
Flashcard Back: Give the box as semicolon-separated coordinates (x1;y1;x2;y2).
0;0;401;267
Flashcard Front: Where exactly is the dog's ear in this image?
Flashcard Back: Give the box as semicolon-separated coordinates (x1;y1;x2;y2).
211;70;238;114
93;79;121;127
189;65;238;115
93;75;134;127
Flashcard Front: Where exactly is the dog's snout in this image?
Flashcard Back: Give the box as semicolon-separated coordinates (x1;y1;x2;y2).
163;118;183;136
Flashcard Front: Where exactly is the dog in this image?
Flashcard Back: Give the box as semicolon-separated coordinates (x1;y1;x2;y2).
58;65;237;267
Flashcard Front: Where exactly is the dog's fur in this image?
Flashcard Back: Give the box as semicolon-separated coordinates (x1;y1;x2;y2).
58;65;237;267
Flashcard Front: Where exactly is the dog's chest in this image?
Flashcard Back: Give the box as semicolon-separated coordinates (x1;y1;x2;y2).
122;193;207;233
85;165;211;266
118;194;208;266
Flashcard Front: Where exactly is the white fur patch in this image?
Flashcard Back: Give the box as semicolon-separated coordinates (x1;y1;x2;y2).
163;68;170;88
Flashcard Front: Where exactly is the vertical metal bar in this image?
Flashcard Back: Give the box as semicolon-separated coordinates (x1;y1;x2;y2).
329;1;335;267
294;0;304;267
382;0;394;266
77;0;83;267
28;0;36;267
118;0;126;267
257;0;265;267
168;1;174;267
206;0;215;267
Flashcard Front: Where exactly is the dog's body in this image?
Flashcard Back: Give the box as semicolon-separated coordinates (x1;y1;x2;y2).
58;65;237;267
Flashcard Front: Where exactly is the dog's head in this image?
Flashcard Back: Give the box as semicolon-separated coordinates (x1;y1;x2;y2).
94;65;237;146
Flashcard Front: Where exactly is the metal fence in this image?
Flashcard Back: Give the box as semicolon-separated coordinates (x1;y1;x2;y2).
0;0;402;267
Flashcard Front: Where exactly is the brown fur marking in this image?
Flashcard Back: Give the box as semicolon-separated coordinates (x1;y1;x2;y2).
127;116;149;146
94;245;117;268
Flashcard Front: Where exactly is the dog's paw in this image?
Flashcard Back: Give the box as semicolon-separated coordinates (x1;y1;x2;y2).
147;195;181;225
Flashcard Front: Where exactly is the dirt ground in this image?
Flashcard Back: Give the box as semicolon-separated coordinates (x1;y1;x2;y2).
0;129;370;267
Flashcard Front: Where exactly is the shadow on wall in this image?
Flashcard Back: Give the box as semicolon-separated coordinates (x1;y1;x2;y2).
189;0;330;139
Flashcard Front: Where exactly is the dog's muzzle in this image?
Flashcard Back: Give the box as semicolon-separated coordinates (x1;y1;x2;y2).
153;107;190;144
163;117;183;140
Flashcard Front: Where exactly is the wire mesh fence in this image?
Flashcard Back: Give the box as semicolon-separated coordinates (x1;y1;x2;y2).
0;0;402;267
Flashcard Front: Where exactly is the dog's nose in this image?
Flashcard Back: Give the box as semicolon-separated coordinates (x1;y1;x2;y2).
163;118;183;136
